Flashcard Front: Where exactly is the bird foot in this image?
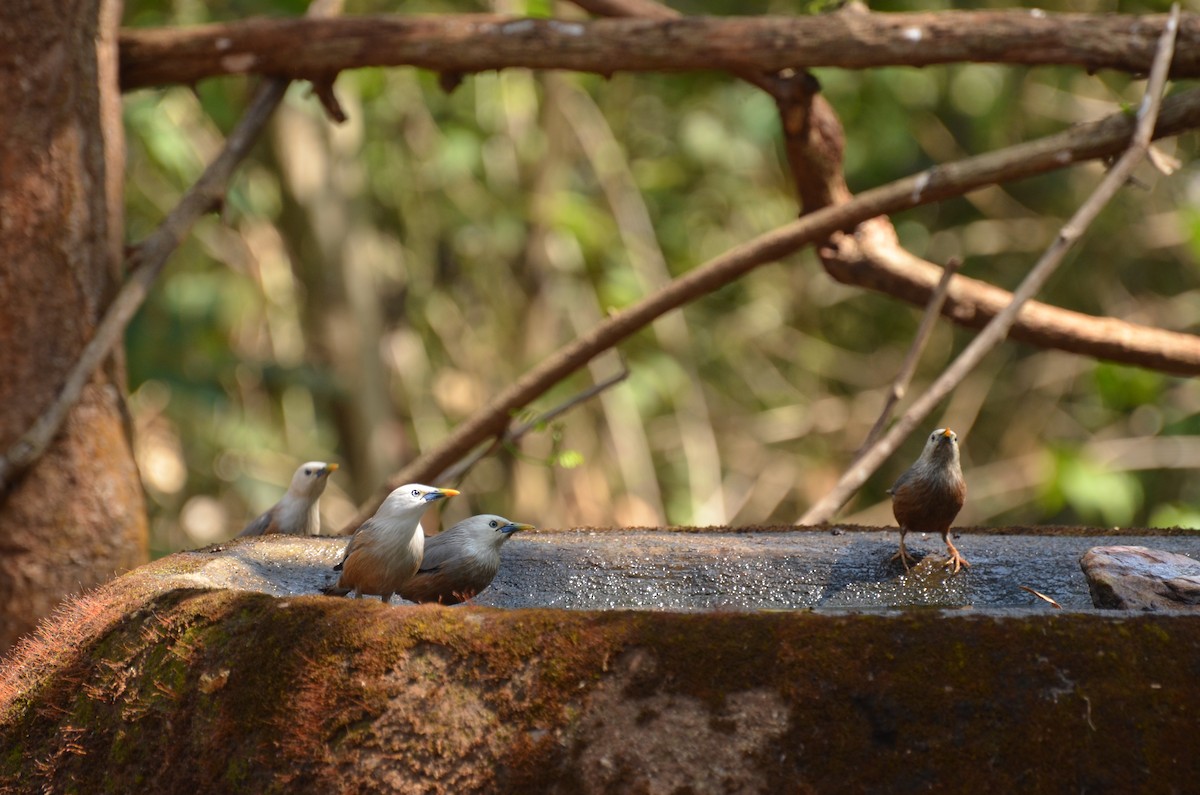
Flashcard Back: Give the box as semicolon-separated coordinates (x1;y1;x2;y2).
943;550;971;574
890;548;917;572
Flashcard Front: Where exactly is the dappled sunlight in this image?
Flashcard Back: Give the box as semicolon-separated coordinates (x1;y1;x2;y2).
115;0;1200;555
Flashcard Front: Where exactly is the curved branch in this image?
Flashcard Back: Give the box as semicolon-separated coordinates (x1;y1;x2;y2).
118;11;1200;91
822;220;1200;376
342;87;1200;529
577;0;1200;377
772;81;1200;376
799;3;1182;525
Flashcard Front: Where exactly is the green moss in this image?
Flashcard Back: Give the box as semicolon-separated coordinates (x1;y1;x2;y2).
223;755;250;788
6;582;1200;793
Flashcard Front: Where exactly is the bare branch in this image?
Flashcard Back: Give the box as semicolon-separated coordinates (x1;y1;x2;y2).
308;75;348;123
798;5;1182;526
0;0;346;493
348;85;1200;523
857;257;962;456
118;11;1200;91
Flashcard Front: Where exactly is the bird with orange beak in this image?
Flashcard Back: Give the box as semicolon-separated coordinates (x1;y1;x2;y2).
238;461;338;537
401;514;533;605
325;484;459;603
888;428;968;573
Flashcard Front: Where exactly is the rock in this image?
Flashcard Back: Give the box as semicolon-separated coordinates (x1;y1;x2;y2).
1080;545;1200;610
5;531;1200;791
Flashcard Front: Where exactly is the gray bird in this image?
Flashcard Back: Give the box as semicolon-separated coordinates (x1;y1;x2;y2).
324;484;459;603
238;461;338;537
400;514;533;605
888;427;968;573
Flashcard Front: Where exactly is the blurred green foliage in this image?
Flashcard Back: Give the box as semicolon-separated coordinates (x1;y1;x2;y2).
121;0;1200;553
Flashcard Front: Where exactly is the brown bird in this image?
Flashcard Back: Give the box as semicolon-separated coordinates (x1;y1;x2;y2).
888;428;968;573
400;514;533;605
324;484;459;603
238;461;338;537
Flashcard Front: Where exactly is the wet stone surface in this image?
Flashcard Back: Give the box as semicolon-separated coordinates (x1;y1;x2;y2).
193;528;1200;612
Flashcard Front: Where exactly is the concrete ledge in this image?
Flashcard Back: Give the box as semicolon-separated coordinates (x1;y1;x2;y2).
122;526;1200;611
2;527;1199;793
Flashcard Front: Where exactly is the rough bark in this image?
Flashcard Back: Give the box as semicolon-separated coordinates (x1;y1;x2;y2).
117;11;1200;91
0;0;148;650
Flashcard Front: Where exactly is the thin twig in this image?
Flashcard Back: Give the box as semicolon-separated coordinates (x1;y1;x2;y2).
1019;585;1063;609
798;4;1181;526
856;257;962;456
433;359;632;487
0;0;346;494
346;83;1200;528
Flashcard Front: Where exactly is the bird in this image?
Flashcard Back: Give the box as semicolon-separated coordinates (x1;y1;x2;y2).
888;427;968;573
237;461;338;537
400;514;533;605
324;484;459;603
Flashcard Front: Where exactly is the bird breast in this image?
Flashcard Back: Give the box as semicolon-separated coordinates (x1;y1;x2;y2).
345;521;425;590
891;460;965;533
276;495;320;535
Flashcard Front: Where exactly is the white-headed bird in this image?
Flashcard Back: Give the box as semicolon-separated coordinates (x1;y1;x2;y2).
325;484;459;603
238;461;338;537
400;514;533;605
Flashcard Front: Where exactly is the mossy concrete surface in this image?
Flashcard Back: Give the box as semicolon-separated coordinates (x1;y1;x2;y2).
1;529;1199;793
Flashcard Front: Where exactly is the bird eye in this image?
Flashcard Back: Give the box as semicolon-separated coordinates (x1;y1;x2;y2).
304;469;312;475
489;520;499;528
930;433;937;440
411;489;420;497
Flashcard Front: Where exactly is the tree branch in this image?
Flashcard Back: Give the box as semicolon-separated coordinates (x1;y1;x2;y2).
118;10;1200;91
346;85;1200;525
577;0;1200;380
798;4;1182;526
0;0;345;494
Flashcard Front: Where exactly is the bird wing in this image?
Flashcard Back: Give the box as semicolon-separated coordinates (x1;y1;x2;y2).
402;567;473;605
238;506;279;537
887;466;914;496
403;538;500;605
415;531;462;573
333;519;376;570
333;516;388;574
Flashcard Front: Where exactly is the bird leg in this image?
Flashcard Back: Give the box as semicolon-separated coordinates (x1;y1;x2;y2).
943;535;971;573
890;531;916;572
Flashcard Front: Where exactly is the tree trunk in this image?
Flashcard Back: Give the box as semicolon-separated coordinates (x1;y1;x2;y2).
0;0;147;650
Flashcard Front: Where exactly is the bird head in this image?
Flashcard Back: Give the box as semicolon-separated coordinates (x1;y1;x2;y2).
377;484;460;520
921;428;960;463
457;514;534;547
289;461;339;498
